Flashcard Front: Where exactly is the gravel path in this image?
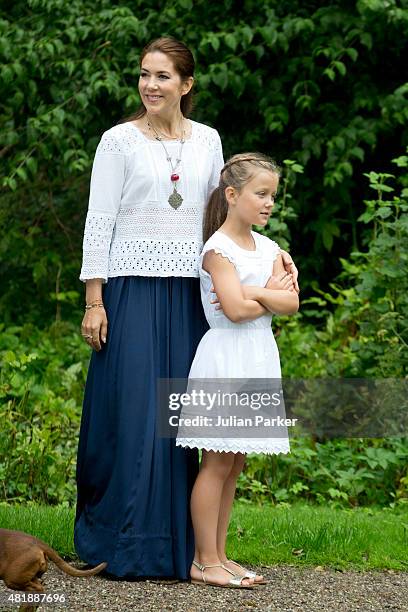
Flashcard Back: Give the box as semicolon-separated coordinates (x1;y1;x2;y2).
1;564;407;611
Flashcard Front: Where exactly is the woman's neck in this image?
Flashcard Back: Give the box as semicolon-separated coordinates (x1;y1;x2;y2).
145;110;184;138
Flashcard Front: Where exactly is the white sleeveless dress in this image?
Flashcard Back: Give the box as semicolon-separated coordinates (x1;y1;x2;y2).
176;230;291;455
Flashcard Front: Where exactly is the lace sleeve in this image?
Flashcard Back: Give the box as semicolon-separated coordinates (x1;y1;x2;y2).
79;130;126;282
199;235;236;278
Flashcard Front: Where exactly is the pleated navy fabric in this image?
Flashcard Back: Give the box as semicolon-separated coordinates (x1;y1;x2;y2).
74;276;208;579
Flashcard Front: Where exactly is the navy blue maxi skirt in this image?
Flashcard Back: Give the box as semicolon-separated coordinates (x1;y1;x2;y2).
74;276;209;579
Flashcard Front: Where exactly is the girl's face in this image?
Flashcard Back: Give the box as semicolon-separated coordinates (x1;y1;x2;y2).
138;52;193;116
226;170;279;226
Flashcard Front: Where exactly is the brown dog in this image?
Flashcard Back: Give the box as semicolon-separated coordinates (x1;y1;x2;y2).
0;528;107;594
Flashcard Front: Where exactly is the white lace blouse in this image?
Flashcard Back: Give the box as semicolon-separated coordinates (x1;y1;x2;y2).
79;120;224;282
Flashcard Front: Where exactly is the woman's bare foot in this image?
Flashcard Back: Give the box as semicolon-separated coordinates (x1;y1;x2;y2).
190;560;254;587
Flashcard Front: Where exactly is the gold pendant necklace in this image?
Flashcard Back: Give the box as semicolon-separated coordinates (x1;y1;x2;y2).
147;116;185;210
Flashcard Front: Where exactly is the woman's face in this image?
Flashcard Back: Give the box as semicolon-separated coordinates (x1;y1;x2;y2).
138;51;193;116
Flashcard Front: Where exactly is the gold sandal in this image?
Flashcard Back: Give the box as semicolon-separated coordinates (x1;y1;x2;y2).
191;560;254;589
225;559;268;585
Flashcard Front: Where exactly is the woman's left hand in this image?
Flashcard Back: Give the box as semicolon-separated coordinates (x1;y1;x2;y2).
280;249;300;293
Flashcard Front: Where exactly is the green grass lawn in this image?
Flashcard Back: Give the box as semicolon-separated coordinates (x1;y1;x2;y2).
1;501;407;571
229;501;408;571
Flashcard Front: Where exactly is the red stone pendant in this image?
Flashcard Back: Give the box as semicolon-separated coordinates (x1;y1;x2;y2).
171;173;179;182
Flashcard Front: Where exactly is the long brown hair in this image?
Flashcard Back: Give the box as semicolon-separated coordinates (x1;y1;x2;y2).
123;37;195;123
203;153;281;243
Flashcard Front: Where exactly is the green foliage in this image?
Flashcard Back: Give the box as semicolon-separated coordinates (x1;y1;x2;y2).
238;437;408;508
257;159;303;252
276;151;408;378
1;1;408;323
0;322;88;503
1;318;407;508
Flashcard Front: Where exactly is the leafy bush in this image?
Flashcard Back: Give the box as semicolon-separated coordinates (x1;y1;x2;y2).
238;437;408;508
1;319;407;508
0;322;88;504
275;150;408;378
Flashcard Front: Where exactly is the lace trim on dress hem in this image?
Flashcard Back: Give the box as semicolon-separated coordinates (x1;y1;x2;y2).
175;440;290;455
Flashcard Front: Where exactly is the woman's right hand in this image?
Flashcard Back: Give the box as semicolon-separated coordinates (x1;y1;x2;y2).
81;307;108;351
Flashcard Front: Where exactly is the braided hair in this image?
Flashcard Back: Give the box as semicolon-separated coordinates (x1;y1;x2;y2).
203;152;280;243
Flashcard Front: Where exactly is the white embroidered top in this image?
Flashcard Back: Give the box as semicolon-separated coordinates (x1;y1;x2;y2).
79;120;224;282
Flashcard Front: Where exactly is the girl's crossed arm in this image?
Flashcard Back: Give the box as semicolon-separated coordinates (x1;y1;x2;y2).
243;253;299;315
209;253;299;318
204;250;266;323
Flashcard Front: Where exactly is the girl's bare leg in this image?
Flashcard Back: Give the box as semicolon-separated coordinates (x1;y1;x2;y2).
216;452;246;557
216;453;265;583
190;450;253;586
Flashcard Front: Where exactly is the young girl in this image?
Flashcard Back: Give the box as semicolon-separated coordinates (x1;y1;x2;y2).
176;153;299;588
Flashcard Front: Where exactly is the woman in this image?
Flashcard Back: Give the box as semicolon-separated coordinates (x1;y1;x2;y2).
74;36;297;581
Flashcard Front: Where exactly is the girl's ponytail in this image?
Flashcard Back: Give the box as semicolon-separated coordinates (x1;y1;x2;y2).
203;186;228;243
